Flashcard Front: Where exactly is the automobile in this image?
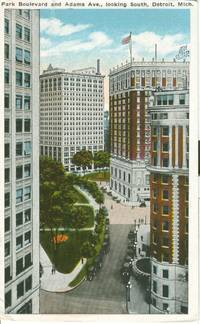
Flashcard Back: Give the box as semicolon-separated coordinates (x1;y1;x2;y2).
140;201;146;207
95;255;103;271
105;218;110;225
87;266;96;281
103;241;110;254
101;206;109;215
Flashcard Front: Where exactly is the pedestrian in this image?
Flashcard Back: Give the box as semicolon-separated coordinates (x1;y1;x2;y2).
111;204;113;209
51;267;54;275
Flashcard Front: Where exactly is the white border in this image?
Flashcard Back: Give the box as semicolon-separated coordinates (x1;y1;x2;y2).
0;0;199;322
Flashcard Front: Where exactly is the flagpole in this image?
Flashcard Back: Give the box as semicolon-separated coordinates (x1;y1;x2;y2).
129;32;132;64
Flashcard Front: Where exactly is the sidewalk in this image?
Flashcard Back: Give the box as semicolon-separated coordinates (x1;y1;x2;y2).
127;276;149;314
40;246;86;293
74;185;100;211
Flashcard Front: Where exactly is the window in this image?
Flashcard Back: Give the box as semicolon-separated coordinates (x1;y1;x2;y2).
24;208;31;223
163;269;169;278
153;265;157;274
162;142;169;152
5;18;9;34
168;95;173;105
25;253;32;268
16;258;23;275
5;192;10;208
5;241;10;257
181;306;188;314
162;127;169;136
16;211;23;227
16;24;22;39
16;165;23;179
5;290;12;308
16;119;23;132
16;235;23;251
162;285;169;297
5;94;9;109
24;73;30;87
5;168;10;183
5;143;10;158
24;231;31;245
163;205;169;215
5;119;9;133
152;127;157;136
162;252;169;262
5;217;10;232
17;299;32;314
24;119;31;132
5;43;9;59
152;298;156;307
24;50;31;65
16;95;23;110
162;237;169;246
162;221;169;231
24;141;31;155
5;68;9;83
17;9;22;15
24;96;30;110
17;281;24;298
162;158;169;167
16;188;23;204
185;206;189;217
24;27;30;42
153;280;157;293
24;164;31;178
16;142;23;156
25;275;32;292
162;190;169;200
16;71;23;86
162;175;169;184
24;186;31;201
5;265;12;283
153;202;158;213
179;94;185;105
16;47;23;62
24;9;30;19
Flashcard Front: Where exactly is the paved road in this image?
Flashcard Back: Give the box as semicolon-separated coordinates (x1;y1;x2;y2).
40;224;131;314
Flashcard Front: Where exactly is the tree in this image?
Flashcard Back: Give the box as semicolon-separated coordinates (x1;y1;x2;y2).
80;241;95;259
72;150;93;171
93;151;110;168
69;206;90;230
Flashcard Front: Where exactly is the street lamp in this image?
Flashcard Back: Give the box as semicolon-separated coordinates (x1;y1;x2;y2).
126;280;132;312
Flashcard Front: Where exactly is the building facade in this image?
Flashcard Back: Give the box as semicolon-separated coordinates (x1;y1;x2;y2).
104;110;109;152
109;60;189;205
4;9;40;314
40;62;104;172
148;90;189;314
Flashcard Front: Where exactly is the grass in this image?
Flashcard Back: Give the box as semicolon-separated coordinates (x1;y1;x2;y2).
83;171;110;182
69;186;89;204
40;230;92;274
69;265;86;287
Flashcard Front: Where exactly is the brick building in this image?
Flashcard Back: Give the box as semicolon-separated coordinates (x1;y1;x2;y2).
148;90;189;314
109;59;189;205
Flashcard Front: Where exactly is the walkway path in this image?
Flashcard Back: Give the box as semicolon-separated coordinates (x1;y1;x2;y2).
40;246;86;293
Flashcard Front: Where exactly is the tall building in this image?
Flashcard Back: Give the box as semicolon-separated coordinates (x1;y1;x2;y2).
109;59;189;205
40;61;104;172
148;89;189;314
4;9;40;313
104;110;109;152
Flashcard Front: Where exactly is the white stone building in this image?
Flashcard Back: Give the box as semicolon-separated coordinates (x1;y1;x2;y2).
40;61;104;172
3;9;40;313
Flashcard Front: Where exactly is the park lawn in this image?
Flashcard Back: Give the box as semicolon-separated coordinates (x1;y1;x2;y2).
40;230;92;274
69;186;89;204
83;171;110;182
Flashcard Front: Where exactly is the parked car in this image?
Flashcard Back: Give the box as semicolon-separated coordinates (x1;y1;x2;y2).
87;266;96;281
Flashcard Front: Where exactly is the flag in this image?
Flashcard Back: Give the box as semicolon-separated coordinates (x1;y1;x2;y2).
122;34;131;45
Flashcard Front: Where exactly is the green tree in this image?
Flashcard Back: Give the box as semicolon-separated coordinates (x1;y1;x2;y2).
72;150;93;171
80;241;95;259
94;151;110;168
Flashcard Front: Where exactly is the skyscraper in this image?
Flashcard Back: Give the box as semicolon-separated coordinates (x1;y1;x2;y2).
40;62;104;172
4;9;40;314
148;89;189;314
109;59;189;205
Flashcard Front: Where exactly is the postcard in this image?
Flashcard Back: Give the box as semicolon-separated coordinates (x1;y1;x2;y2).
0;0;199;323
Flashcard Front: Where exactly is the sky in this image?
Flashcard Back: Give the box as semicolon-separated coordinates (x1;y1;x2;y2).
40;9;190;109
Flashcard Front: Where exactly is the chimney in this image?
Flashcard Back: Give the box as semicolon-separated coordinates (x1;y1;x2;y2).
97;59;100;74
